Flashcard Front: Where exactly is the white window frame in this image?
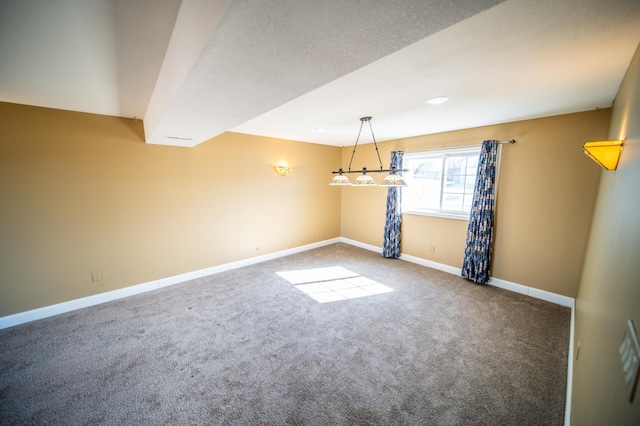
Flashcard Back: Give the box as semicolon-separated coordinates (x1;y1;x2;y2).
402;146;482;220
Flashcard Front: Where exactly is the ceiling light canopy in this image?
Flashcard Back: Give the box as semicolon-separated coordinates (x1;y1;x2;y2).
583;140;624;170
330;117;408;187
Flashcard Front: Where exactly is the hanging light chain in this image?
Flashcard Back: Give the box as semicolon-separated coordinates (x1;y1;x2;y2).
338;116;407;175
330;116;408;187
365;117;385;171
346;117;366;171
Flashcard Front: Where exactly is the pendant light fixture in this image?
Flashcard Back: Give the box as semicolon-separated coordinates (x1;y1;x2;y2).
330;117;408;187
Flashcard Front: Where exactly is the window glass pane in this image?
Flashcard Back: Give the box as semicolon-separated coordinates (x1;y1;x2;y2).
466;155;479;174
442;192;464;211
465;175;476;192
463;193;473;211
410;157;442;180
444;155;469;194
405;181;440;210
444;177;465;194
402;147;483;217
405;157;442;210
445;156;466;176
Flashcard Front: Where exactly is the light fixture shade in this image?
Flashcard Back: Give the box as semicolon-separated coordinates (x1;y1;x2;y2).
353;174;377;186
380;173;407;187
275;165;291;176
583;140;624;170
329;175;352;186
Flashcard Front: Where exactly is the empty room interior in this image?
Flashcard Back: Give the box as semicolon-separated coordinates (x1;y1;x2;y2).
1;1;639;425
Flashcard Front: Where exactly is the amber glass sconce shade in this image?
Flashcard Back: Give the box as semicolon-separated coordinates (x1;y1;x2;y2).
583;140;624;170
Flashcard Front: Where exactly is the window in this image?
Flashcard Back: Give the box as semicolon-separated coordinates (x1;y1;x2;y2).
402;146;481;219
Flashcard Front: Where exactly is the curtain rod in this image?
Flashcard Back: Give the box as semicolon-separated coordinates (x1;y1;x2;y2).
406;139;516;154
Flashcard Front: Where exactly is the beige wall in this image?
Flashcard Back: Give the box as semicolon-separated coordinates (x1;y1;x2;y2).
0;103;341;317
571;44;640;425
0;92;615;316
340;110;609;297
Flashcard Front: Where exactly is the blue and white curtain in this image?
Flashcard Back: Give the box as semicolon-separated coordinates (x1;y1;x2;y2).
382;151;404;258
461;140;498;284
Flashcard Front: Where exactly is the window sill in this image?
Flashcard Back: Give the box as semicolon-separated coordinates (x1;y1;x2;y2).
402;210;469;221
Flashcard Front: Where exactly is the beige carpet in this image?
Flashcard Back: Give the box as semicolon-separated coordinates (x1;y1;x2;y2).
0;243;570;425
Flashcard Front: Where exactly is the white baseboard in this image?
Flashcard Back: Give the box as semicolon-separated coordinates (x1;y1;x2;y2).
338;237;382;253
0;238;341;330
1;236;576;424
565;298;576;426
489;277;575;308
158;238;342;288
0;280;158;330
0;237;574;329
397;252;462;276
339;237;575;308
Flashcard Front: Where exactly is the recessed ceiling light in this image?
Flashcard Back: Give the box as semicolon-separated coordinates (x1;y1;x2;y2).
426;96;449;105
314;128;326;133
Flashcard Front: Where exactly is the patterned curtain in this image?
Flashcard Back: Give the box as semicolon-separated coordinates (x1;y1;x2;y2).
382;151;404;258
461;140;498;284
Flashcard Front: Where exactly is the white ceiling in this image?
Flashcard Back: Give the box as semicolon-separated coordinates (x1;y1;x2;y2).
1;0;639;147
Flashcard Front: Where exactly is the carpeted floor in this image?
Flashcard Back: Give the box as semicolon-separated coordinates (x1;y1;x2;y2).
0;243;570;425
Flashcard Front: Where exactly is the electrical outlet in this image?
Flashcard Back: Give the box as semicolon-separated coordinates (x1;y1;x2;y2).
91;272;102;282
576;342;581;360
619;319;640;402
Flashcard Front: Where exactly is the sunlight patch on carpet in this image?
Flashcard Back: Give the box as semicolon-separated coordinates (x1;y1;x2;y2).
277;267;393;303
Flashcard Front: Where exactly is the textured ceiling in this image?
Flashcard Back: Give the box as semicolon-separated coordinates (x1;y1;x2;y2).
1;0;639;147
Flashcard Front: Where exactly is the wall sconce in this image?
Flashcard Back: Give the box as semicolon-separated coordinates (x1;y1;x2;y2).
583;140;624;170
275;164;292;176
